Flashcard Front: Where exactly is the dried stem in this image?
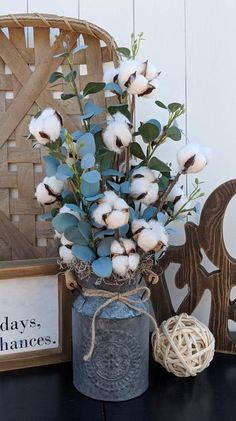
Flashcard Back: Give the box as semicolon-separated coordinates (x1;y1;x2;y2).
156;170;183;212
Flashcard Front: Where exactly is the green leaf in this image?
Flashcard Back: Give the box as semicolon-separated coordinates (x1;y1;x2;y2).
116;47;131;58
155;100;167;109
49;72;64;83
166;126;182;141
107;104;131;121
168;102;182;112
148;157;171;173
139;120;161;143
65;70;77;83
159;175;170;191
83;82;105;97
61;93;76;100
130;142;146;160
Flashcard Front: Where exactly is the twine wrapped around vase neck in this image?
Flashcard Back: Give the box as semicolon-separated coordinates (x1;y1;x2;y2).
82;286;160;362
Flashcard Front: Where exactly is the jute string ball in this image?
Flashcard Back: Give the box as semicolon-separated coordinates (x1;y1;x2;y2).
152;313;215;377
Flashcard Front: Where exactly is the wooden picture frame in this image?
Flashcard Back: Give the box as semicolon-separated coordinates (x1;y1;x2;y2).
0;258;72;371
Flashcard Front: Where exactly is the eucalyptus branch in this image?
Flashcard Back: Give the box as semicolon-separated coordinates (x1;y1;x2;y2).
66;56;89;132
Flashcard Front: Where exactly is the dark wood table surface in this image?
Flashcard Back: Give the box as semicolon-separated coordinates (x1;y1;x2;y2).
0;353;235;421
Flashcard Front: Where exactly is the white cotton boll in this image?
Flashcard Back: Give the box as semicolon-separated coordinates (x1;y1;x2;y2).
43;176;64;195
59;245;74;264
176;143;200;170
103;67;119;84
112;255;129;276
113;198;129;211
127;73;149;95
103;122;132;154
137;229;159;253
148;220;168;246
130;178;150;201
42;109;62;142
131;219;149;235
200;146;212;161
60;233;73;246
132;166;156;182
118;59;143;89
59;204;81;220
142;78;159;98
120;238;136;254
113;112;132;127
29;108;62;145
29;117;49;145
105;209;129;229
92;202;112;226
128;253;140;272
142;183;159;205
100;190;118;206
35;182;56;205
187;153;207;174
111;240;125;256
167;185;184;202
143;61;159;80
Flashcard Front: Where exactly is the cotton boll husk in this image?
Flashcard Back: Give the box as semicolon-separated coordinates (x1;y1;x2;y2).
113;198;129;211
127;74;149;95
148;220;168;246
59;204;81;220
131;219;149;235
60;233;73;246
120;238;136;254
128;253;140;272
103;122;132;153
35;182;56;204
167;185;184;203
59;245;74;264
141;183;159;205
132;166;156;182
112;255;129;276
137;229;159;252
103;67;119;84
130;178;150;200
105;209;129;229
118;59;143;90
92;202;112;226
111;239;125;256
43;176;64;195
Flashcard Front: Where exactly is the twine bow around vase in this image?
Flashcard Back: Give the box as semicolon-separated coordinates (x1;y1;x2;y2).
82;286;160;361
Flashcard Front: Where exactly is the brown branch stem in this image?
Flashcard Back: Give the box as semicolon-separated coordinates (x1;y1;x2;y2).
156;170;183;212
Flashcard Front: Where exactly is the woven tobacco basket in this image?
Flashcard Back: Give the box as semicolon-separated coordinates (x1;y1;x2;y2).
0;13;119;260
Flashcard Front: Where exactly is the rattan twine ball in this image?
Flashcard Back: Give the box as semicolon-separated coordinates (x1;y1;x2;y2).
152;313;215;377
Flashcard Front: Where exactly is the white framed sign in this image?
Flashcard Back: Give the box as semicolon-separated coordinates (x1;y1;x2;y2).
0;259;72;371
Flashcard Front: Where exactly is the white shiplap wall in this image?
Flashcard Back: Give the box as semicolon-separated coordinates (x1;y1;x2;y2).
1;0;236;325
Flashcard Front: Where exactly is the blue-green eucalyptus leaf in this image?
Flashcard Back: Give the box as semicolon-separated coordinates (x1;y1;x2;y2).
92;257;112;278
72;244;96;262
